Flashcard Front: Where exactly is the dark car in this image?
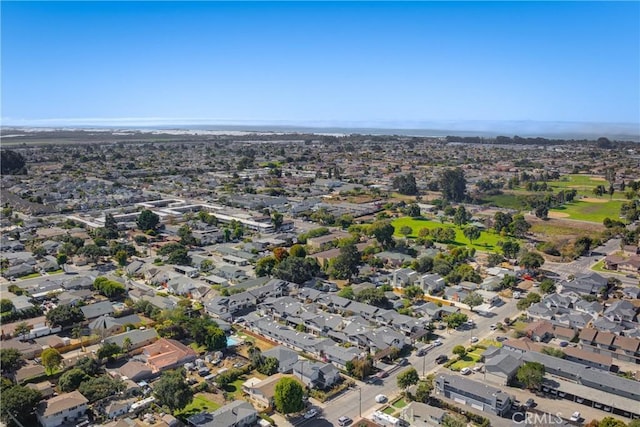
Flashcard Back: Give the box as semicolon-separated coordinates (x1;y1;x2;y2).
435;355;448;364
398;358;409;366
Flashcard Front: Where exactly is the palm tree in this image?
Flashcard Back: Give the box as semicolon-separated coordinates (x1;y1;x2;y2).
72;324;84;351
122;337;132;355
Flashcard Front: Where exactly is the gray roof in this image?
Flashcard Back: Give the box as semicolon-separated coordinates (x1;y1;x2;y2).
104;328;159;348
187;400;256;427
436;373;511;403
80;301;114;319
485;353;521;376
263;345;299;364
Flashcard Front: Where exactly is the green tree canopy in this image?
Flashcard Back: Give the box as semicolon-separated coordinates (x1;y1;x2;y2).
519;251;545;270
41;348;62;374
0;349;23;373
136;209;160;231
274;377;305;414
368;221;396;249
58;368;89;392
444;312;468;330
0;385;41;427
79;375;125;402
516;361;545;390
154;369;194;412
96;342;121;360
273;256;319;284
330;243;361;280
440;168;467;202
397;367;419;390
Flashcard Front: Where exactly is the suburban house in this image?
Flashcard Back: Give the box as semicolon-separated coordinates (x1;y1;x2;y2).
140;338;197;373
262;345;299;374
484;352;521;385
36;390;89;427
242;373;292;409
186;400;257;427
80;300;114;320
401;402;448;426
435;374;512;416
292;360;341;390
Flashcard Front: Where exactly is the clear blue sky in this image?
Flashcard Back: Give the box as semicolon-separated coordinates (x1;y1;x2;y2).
2;1;639;128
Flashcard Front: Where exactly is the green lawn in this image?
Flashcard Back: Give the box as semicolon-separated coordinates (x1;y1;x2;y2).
449;351;482;371
591;259;625;275
480;193;526;210
223;377;247;400
383;407;398;416
550;199;624;223
547;174;607;196
392;398;408;409
20;272;42;280
477;339;502;349
392;217;509;252
175;394;220;418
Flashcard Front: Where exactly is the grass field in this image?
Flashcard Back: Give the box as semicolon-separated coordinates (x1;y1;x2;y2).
480;193;526;210
547;174;607;196
549;199;624;223
175;394;220;418
450;349;483;371
391;217;508;252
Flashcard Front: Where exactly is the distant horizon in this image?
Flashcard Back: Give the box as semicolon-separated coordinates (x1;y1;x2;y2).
2;2;638;131
2;118;639;141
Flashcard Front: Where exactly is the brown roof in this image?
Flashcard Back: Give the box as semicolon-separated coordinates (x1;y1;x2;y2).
564;346;612;366
37;390;88;417
143;338;196;372
579;328;598;343
594;331;616;346
14;364;45;383
526;320;554;337
503;338;544;353
613;335;640;352
553;326;576;339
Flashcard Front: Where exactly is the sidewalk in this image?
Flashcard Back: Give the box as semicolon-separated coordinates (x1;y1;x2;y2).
270;413;294;427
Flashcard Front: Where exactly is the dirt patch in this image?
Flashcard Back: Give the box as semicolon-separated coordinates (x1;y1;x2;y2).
548;212;570;218
581;197;609;203
590;177;607;181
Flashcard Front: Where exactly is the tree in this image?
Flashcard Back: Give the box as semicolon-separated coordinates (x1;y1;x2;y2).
0;149;27;175
79;376;125;402
519;251;544;270
412;256;434;273
355;288;389;308
289;244;306;258
0;348;23;373
104;213;119;239
369;220;396;249
58;368;89;392
79;243;106;263
271;211;284;230
405;203;421;218
14;322;30;341
41;348;62;374
462;226;481;245
167;248;191;266
440;168;467;202
452;345;467;357
516;361;545;390
487;253;504;267
273;257;319;284
534;205;549;220
414;379;434;403
404;285;424;301
0;299;14;313
393;173;418;195
397;367;419;390
346;356;373;380
510;214;531;238
444;312;468;330
337;286;355;300
399;225;413;236
598;417;627;427
453;206;471;226
96;342;121;360
178;224;197;246
539;278;556;294
0;385;41;427
274;377;305;414
493;211;513;233
154;370;193;412
136;209;160;231
442;414;467;427
255;255;277;277
122;337;132;355
500;240;520;259
330;243;361;281
93;277;126;298
75;357;100;376
257;357;279;376
205;326;227;351
462;292;484;310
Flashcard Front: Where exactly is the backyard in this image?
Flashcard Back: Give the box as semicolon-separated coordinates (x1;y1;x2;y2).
175;393;221;419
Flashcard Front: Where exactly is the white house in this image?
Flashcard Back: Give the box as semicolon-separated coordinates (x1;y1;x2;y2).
36;390;88;427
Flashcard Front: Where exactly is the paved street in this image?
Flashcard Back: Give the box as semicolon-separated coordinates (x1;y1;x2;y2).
307;299;523;426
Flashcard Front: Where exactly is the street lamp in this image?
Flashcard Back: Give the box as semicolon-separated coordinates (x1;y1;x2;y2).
358;386;362;418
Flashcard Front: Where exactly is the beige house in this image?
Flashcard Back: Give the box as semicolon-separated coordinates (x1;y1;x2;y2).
37;390;88;427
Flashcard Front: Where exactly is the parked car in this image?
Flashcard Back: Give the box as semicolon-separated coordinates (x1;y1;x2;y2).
433;339;443;346
375;394;388;403
398;358;409;366
525;398;535;408
570;412;581;422
338;416;352;426
559;341;569;347
490;323;498;330
435;355;448;364
470;336;479;343
460;367;472;375
496;336;507;342
304;409;318;419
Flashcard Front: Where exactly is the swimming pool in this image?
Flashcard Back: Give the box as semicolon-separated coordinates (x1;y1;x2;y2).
227;336;241;346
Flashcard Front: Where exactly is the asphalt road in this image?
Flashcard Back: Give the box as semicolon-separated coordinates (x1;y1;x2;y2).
307;298;523;427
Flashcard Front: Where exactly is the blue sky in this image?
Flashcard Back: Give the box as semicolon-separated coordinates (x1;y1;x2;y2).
1;1;639;130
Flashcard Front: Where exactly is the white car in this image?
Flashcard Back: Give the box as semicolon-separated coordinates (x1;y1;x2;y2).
375;394;388;403
460;367;472;375
304;409;318;419
489;323;497;330
570;412;581;422
433;339;443;346
470;336;479;343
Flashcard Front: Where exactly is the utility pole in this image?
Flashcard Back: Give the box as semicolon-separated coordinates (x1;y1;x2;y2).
422;354;426;379
359;387;362;418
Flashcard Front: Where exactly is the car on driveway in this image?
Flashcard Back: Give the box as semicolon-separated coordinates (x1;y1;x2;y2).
304;409;318;419
496;336;507;342
460;367;472;375
570;412;581;422
375;394;388;403
338;416;352;426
